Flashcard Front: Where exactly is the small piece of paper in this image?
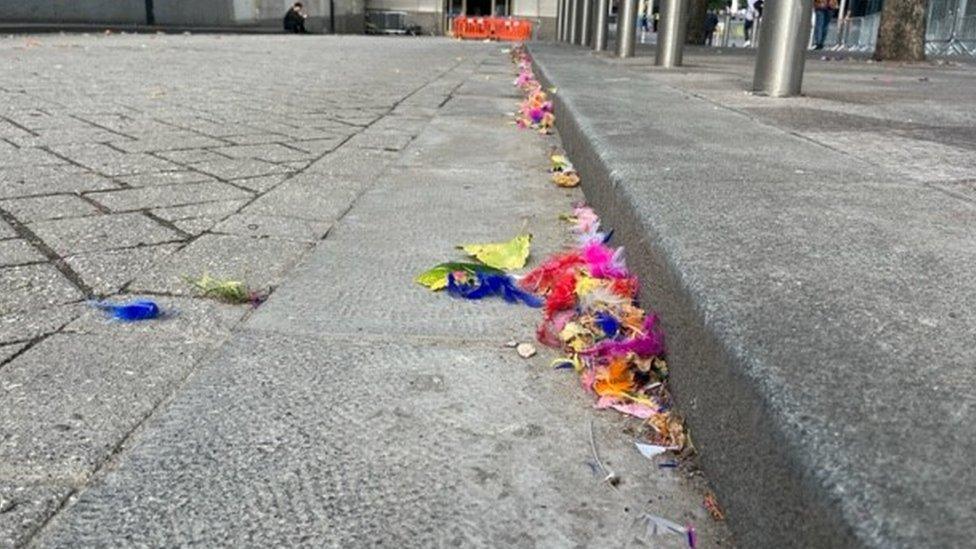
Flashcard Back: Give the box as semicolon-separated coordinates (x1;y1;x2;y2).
635;442;678;460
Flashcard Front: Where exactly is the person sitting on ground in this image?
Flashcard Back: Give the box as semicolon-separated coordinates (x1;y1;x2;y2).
283;2;308;34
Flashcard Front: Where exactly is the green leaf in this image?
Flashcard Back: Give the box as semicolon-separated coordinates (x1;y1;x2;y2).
415;262;503;291
185;274;251;303
457;234;532;271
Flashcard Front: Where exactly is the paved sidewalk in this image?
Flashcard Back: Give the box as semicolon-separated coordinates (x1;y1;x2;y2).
2;35;731;546
530;42;976;548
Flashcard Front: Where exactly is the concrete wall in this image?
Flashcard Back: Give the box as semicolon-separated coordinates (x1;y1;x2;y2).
511;0;555;18
0;0;364;32
0;0;146;24
0;0;541;34
154;0;235;26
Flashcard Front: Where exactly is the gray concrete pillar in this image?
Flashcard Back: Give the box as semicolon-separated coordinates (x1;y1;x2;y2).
580;0;594;46
655;0;687;67
616;0;638;57
753;0;813;97
593;0;609;51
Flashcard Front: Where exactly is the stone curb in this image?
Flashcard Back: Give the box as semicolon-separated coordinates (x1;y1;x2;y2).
528;45;861;548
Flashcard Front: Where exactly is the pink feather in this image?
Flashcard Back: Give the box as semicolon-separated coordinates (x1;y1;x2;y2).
582;315;665;359
582;242;628;279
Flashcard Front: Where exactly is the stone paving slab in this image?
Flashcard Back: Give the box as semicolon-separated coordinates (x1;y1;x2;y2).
0;305;81;346
0;195;100;224
86;181;253;212
191;158;292;181
0;265;84;316
0;221;14;239
46;144;180;176
115;170;216;188
151;199;250;224
0;333;225;482
64;245;181;296
0;168;117;199
127;235;311;296
0;239;45;266
27;213;182;256
531;42;976;548
211;214;331;243
239;176;365;222
0;482;72;549
34;333;721;548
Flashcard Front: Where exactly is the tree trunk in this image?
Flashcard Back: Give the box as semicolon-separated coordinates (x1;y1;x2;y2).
874;0;927;61
685;0;708;44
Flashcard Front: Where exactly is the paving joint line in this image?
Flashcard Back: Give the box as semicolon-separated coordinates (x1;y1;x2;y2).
0;206;94;298
140;210;194;240
67;114;138;141
0;115;40;137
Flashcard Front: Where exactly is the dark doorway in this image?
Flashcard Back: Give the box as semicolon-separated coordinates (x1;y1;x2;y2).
467;0;491;16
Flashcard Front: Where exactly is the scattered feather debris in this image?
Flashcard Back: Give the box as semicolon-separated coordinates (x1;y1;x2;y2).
416;262;503;291
516;342;537;358
186;274;267;306
549;151;580;188
512;46;555;134
92;299;161;322
703;492;725;521
635;442;677;460
415;43;709;549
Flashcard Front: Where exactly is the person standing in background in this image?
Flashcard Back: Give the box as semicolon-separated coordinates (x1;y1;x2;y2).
813;0;838;49
704;9;719;46
742;0;758;46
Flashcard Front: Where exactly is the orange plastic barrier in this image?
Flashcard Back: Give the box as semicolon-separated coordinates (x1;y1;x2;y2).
453;16;533;41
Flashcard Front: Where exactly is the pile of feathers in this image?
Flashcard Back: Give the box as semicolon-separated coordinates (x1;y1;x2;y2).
522;205;686;451
512;45;555;133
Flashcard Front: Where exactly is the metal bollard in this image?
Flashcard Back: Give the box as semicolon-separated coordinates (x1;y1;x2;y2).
556;0;563;41
593;0;609;51
579;0;593;46
752;0;812;97
616;0;638;57
561;0;571;41
655;0;687;67
557;0;565;41
568;0;580;43
721;12;732;47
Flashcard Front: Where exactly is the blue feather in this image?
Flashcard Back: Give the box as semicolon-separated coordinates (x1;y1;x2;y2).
93;299;161;322
594;311;619;338
447;272;542;308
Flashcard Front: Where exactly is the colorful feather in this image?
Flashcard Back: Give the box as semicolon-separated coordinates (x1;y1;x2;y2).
446;272;542;308
92;299;161;322
582;315;666;359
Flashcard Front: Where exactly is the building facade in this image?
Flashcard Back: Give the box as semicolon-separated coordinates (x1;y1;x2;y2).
0;0;556;37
